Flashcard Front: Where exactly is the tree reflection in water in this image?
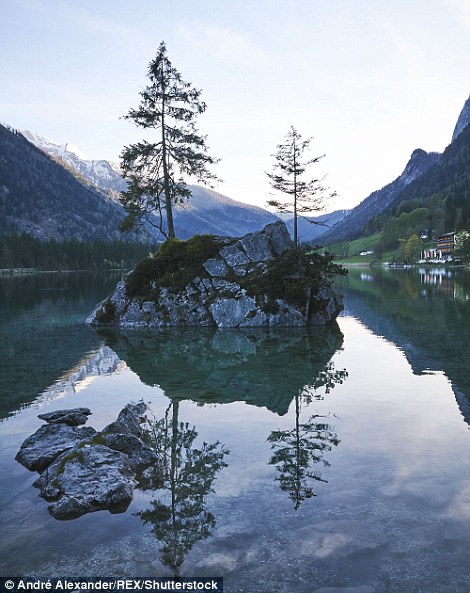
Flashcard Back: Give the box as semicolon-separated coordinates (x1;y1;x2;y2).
136;401;229;576
268;363;347;509
300;362;348;402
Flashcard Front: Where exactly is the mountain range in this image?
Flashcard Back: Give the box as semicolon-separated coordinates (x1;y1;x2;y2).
18;130;348;242
1;92;469;245
0;126;280;242
1;127;289;241
0;125;131;242
316;148;441;244
316;93;470;245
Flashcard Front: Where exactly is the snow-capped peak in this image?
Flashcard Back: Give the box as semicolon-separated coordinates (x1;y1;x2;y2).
63;142;90;161
21;129;126;194
21;130;90;161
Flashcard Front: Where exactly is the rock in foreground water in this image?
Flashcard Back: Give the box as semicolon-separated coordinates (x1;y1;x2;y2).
16;402;156;519
15;424;97;472
33;444;136;519
37;407;92;426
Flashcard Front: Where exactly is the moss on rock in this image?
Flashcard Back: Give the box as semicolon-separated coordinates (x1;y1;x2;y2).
240;246;347;311
125;234;225;299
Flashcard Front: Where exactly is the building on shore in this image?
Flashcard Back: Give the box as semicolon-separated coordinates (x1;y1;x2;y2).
421;231;455;262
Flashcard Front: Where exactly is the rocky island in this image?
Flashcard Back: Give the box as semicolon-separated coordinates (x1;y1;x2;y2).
87;222;344;328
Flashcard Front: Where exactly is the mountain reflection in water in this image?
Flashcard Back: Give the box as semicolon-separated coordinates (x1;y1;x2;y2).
3;271;470;590
338;267;470;422
0;271;121;419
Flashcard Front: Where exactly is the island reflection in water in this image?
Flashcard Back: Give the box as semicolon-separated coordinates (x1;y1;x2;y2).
95;325;346;573
96;325;347;415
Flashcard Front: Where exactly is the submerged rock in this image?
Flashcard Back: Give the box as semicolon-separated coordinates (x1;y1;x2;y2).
16;402;158;519
87;221;344;328
38;407;92;426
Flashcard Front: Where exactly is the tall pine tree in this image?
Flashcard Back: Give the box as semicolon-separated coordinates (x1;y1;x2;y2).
120;42;219;239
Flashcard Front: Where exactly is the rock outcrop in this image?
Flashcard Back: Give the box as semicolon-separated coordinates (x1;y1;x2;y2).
16;403;157;519
452;94;470;142
87;222;343;328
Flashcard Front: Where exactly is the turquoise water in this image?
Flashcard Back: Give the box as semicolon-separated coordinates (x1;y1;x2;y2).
1;269;470;592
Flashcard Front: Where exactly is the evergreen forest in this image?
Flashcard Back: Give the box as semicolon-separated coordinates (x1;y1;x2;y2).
0;234;157;271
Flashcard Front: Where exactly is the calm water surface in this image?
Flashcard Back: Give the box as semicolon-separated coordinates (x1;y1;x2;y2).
1;268;470;592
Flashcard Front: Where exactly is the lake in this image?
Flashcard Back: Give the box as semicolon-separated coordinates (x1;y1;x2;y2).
1;268;470;593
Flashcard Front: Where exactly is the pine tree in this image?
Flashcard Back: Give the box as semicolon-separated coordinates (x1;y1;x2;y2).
120;42;219;239
266;126;335;246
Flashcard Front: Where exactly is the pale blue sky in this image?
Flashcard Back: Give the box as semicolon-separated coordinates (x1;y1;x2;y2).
1;0;469;211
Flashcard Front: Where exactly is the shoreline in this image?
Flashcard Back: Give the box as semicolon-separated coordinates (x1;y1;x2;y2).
0;268;125;276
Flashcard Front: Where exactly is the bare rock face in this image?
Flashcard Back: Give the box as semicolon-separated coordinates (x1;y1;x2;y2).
16;402;157;520
452;94;470;142
87;221;343;328
238;228;273;262
103;402;148;437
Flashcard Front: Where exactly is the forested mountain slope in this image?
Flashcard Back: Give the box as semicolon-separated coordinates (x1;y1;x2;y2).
317;149;440;245
0;125;133;241
318;93;470;245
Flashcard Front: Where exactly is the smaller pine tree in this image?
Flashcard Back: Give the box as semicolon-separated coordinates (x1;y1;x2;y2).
267;126;335;246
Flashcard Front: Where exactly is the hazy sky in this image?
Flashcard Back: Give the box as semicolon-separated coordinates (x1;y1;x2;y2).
1;0;469;212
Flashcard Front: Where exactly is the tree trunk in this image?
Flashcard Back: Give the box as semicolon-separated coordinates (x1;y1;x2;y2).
161;138;175;239
161;86;176;239
294;392;301;510
293;137;298;247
